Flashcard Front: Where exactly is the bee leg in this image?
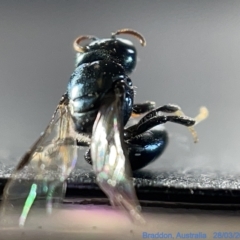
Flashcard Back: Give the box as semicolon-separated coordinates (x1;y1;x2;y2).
86;115;196;169
87;109;207;170
76;137;92;165
131;101;156;117
137;104;208;142
76;133;91;147
127;104;182;133
137;104;184;124
84;148;92;165
136;115;196;134
124;115;196;171
128;104;208;143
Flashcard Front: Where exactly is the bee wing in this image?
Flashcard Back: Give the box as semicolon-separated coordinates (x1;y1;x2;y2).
0;94;78;226
91;83;145;224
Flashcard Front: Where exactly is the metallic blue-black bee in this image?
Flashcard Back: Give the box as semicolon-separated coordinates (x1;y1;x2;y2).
0;29;208;226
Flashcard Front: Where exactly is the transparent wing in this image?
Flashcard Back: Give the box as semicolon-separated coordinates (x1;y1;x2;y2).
91;84;145;224
0;94;78;226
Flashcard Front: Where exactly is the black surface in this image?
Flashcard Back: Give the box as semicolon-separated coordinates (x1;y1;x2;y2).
1;166;240;209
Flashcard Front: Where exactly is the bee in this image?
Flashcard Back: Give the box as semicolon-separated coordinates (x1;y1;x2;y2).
0;28;208;226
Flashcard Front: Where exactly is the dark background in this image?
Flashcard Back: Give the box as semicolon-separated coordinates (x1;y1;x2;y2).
0;0;239;174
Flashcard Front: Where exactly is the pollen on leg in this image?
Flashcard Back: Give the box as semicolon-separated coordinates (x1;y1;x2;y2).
175;109;199;143
194;107;209;124
174;106;209;143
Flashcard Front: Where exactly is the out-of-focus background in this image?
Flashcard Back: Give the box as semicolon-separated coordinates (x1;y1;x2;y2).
0;0;239;173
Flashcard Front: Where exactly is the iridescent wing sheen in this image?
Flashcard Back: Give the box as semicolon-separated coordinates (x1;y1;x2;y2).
90;86;145;224
0;94;78;227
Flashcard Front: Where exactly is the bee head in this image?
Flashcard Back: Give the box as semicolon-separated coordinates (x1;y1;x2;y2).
73;29;146;74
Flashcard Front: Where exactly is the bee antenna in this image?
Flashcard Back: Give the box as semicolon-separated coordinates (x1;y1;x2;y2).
73;35;98;53
111;28;146;47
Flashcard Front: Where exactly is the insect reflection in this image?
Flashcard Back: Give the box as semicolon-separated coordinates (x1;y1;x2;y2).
0;28;208;226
